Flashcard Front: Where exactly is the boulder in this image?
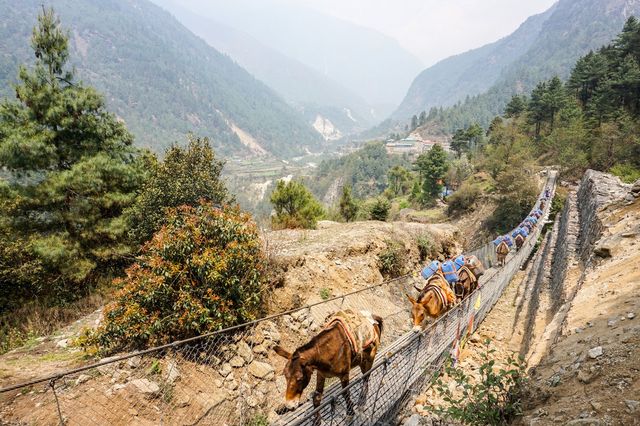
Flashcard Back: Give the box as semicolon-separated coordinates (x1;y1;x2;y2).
128;379;160;398
219;363;233;377
237;341;253;363
127;356;142;369
230;356;245;368
253;344;268;355
403;414;422;426
625;400;639;413
248;361;275;380
75;374;91;385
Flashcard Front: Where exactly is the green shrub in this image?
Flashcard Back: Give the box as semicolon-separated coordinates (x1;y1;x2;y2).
319;288;331;300
270;180;324;229
126;136;233;245
246;414;269;426
378;240;407;278
447;183;481;216
549;187;567;221
485;168;537;233
609;163;640;184
430;340;528;425
416;234;435;262
87;202;265;353
370;197;391;221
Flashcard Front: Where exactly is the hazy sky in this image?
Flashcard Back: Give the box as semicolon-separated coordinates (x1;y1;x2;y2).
295;0;558;66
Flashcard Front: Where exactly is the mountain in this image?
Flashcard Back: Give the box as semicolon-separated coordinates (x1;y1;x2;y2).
150;0;377;137
174;0;423;116
0;0;322;158
396;0;640;129
392;5;556;119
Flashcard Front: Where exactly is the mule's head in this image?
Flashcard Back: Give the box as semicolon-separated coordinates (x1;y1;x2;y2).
406;294;426;331
467;255;485;277
274;346;313;410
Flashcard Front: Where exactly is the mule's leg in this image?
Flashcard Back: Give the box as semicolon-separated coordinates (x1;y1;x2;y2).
312;375;326;426
357;351;376;408
340;375;355;416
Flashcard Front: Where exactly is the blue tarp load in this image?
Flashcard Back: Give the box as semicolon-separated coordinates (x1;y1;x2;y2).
493;235;513;247
453;255;466;271
526;216;538;224
441;260;459;284
512;227;529;238
521;222;533;232
421;260;441;280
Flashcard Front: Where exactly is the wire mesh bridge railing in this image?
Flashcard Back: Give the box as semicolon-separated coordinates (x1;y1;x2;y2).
0;171;556;426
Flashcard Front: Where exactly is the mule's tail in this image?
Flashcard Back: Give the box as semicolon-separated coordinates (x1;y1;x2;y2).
372;314;384;336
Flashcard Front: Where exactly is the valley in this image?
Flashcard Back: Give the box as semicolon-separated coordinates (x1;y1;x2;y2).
1;1;640;425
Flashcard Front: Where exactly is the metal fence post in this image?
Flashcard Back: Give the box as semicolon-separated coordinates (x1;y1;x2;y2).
49;378;64;426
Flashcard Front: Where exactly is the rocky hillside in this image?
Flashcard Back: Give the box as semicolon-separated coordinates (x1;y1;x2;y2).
0;0;321;158
0;219;463;425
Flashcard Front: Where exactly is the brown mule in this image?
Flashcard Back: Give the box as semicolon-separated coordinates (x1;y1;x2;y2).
515;234;525;251
407;275;456;329
456;255;485;298
274;312;383;423
496;240;509;266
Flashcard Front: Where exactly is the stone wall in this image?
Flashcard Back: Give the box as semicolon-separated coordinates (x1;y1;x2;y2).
575;170;632;263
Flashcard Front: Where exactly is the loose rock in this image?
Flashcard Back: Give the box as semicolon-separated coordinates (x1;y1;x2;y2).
128;379;160;398
75;374;91;385
249;361;275;380
229;356;245;368
587;346;603;359
625;400;639;413
219;363;233;377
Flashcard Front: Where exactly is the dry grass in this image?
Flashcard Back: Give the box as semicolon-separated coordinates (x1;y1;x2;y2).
0;287;112;354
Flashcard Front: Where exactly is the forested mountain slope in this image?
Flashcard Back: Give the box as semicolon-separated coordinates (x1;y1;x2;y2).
398;0;640;131
0;0;322;157
174;0;423;115
151;0;377;136
392;5;555;120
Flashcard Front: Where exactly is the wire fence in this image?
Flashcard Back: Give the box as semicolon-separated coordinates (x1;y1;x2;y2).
0;274;420;425
0;172;556;426
277;170;557;426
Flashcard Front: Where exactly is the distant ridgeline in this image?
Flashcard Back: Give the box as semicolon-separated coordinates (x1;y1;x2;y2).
394;0;640;132
0;0;322;158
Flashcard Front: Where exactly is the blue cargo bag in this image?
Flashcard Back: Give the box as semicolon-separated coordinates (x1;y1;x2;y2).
441;260;459;284
421;260;441;280
453;255;466;271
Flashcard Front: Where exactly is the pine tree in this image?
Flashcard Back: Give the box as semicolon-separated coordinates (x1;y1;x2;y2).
338;185;358;222
415;145;449;204
411;114;419;130
504;95;527;118
0;8;144;299
270;180;324;229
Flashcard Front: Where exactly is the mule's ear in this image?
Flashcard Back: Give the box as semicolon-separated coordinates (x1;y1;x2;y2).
405;293;417;304
274;345;292;360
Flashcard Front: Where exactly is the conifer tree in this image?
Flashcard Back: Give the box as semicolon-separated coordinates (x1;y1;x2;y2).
0;8;144;300
339;185;358;222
